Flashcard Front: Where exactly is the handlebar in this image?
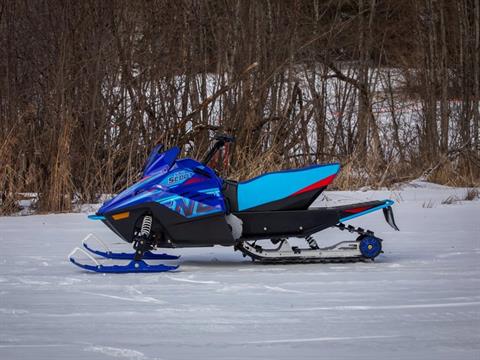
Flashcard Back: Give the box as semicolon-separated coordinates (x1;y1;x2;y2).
202;134;235;165
214;134;235;143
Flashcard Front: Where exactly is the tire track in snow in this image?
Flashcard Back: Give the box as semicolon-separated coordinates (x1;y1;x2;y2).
246;334;399;344
165;275;219;284
84;345;152;360
0;344;70;348
263;285;307;294
80;291;165;304
284;301;480;312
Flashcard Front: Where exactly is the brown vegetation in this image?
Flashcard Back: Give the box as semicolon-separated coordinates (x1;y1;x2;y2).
1;0;479;214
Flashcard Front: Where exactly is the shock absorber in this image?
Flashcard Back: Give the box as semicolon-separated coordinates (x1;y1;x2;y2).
134;215;153;261
140;215;152;237
305;234;319;249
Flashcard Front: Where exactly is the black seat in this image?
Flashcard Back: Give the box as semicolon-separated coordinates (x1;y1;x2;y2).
222;180;239;213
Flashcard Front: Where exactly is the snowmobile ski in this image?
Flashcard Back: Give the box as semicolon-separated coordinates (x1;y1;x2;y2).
68;246;178;273
82;233;179;261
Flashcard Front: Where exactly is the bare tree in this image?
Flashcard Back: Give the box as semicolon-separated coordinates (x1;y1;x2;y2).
1;0;479;213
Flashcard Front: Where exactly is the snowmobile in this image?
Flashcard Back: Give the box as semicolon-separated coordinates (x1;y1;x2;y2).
69;134;399;273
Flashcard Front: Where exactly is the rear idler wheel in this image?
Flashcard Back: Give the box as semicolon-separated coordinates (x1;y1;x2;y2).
358;235;383;259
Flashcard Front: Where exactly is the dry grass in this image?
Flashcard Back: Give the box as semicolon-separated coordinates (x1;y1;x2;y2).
441;196;458;205
428;160;480;188
229;146;284;181
331;161;369;190
0;127;21;215
464;188;479;201
35;119;74;213
440;188;479;205
422;200;435;208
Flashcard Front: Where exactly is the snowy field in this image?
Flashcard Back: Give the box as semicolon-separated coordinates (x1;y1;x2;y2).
1;181;479;360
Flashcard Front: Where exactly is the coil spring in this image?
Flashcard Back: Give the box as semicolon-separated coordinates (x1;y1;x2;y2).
305;234;319;249
140;215;152;237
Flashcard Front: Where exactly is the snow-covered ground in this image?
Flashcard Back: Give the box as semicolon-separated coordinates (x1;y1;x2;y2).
1;182;479;360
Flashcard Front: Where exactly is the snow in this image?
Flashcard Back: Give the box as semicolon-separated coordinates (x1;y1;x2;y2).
1;183;479;359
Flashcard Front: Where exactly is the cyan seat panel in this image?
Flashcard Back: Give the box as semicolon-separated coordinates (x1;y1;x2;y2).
237;163;340;211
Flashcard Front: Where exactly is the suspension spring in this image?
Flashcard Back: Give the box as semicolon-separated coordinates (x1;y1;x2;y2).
305;234;319;249
140;215;152;237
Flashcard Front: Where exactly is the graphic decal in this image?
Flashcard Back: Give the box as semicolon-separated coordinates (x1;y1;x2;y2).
156;188;223;218
161;170;193;187
343;206;373;214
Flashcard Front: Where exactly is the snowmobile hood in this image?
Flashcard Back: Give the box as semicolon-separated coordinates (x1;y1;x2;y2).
95;147;180;215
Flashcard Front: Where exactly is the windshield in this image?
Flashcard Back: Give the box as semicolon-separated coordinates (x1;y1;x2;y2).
142;146;180;177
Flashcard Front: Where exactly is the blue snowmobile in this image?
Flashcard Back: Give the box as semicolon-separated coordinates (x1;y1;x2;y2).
69;134;399;273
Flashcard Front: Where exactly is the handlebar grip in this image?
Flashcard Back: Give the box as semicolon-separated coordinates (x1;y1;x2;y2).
214;134;235;143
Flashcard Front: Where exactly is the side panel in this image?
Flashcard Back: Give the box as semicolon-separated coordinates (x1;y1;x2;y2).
151;204;235;246
235;209;340;240
237;163;340;211
101;207;151;243
156;188;225;218
156;159;226;218
103;202;235;246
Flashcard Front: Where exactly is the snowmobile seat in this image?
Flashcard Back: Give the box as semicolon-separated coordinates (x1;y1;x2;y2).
235;163;340;212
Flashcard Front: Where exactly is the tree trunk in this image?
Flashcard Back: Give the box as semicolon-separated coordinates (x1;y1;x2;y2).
439;0;449;154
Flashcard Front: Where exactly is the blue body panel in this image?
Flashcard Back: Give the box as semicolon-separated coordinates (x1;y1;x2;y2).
97;152;226;218
237;163;340;211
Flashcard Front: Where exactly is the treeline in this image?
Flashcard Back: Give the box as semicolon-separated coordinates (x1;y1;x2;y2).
1;0;479;213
